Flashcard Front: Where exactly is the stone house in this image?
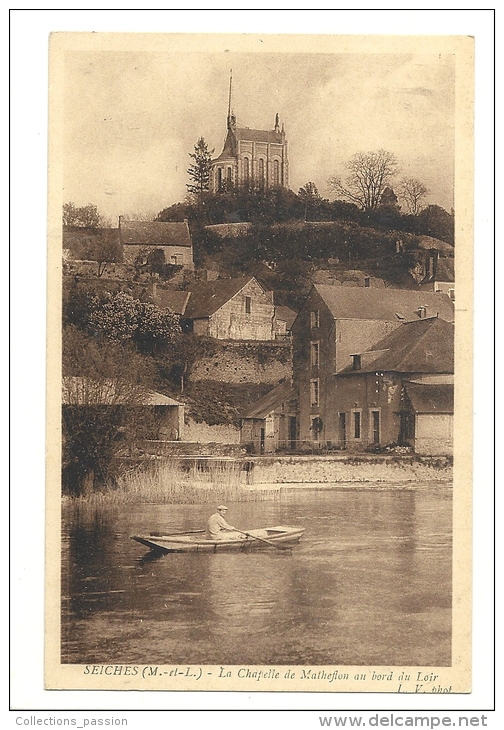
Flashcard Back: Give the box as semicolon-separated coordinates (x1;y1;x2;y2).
329;318;454;453
183;276;276;340
119;218;194;269
292;284;455;449
240;380;297;454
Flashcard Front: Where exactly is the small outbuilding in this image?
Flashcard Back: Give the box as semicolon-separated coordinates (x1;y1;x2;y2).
400;380;454;455
240;380;297;454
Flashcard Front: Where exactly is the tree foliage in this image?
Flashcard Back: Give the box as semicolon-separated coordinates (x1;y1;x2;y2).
187;137;214;195
64;287;181;353
328;150;400;211
63;202;103;228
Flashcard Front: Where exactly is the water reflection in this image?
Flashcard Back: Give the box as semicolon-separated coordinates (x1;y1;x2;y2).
62;485;452;666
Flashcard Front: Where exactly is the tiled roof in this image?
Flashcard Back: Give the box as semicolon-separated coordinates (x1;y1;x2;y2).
184;277;261;319
62;377;182;406
213;127;283;162
120;220;191;247
275;305;297;330
314;284;455;322
415;235;454;254
235;128;283;144
344;317;454;374
154;289;191;315
403;381;454;413
434;258;455;282
63;227;120;251
242;380;294;419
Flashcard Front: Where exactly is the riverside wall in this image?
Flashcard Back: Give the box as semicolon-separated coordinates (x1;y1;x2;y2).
247;454;452;485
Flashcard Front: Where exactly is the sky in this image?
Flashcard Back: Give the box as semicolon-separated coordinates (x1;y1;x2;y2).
62;43;455;224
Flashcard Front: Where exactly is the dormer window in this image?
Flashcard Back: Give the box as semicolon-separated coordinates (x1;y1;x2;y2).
352;354;362;370
417;306;427;318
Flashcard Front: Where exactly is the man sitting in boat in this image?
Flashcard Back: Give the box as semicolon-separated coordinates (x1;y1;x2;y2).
206;505;236;540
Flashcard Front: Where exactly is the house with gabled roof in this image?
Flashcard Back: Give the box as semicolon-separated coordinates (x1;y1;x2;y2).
330;317;454;452
183;276;275;340
292;284;454;450
119;218;194;269
420;257;455;300
240;380;297;453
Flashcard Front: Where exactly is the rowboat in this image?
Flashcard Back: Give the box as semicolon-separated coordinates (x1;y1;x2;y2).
130;525;305;553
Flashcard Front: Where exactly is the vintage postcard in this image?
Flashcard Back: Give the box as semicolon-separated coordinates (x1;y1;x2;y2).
46;32;474;694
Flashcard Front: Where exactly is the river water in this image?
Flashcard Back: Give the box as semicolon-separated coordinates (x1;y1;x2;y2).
61;483;452;666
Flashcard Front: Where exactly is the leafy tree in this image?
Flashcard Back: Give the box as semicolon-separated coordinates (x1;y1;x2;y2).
298;182;323;221
416;204;454;244
379;186;400;211
399;177;430;215
187;137;214;194
64;288;181;350
328;149;399;211
133;301;180;354
63;202;103;228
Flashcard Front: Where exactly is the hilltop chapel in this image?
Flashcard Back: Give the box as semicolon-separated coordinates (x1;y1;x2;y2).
210;76;289;193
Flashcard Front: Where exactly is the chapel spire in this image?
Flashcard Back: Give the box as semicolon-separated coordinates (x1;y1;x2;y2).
227;69;236;130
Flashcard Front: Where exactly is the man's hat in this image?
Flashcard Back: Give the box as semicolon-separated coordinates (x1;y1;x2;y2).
217;505;228;511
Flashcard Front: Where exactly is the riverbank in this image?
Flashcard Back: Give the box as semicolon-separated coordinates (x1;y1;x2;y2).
249;453;452;485
62;454;452;506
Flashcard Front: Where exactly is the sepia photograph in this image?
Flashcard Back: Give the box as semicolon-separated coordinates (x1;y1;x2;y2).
43;29;475;695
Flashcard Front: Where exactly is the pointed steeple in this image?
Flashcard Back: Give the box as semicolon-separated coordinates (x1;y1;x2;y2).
227;69;236;130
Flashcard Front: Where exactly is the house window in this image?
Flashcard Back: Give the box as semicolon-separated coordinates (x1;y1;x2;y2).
352;354;361;370
245;296;252;314
352;410;362;440
417;306;427;318
310;310;320;329
217;167;223;192
170;255;178;265
448;288;455;301
310;341;320;368
226;167;233;187
364;277;370;288
310;379;319;407
243;157;250;184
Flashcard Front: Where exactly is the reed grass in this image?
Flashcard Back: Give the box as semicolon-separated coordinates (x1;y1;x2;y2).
65;460;280;506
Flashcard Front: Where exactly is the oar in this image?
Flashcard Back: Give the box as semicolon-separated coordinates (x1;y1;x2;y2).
149;530;205;538
234;528;290;551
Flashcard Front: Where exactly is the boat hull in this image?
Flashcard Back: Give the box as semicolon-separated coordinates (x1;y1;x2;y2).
131;526;305;553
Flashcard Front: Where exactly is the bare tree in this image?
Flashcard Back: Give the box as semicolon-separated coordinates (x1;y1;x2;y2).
399;177;430;215
328;149;399;211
